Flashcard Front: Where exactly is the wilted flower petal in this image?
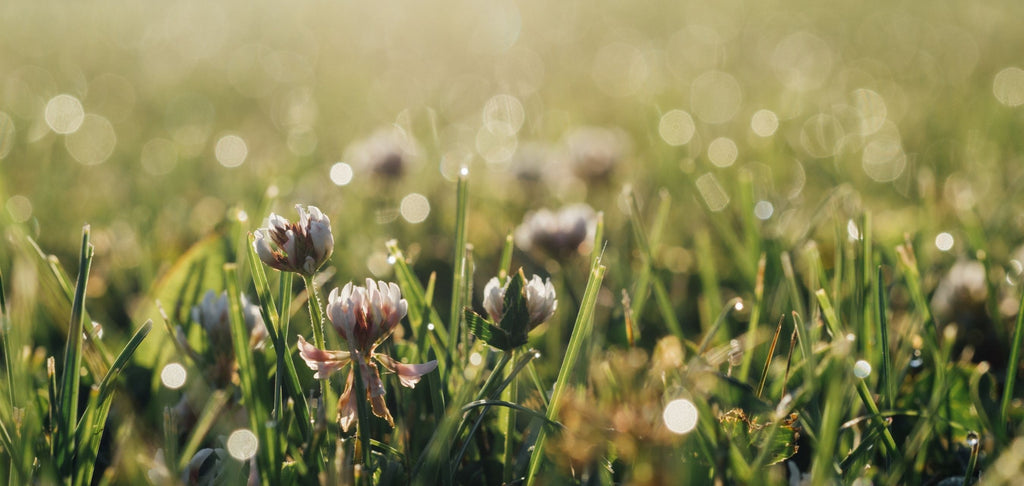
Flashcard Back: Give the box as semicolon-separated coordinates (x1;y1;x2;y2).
297;335;351;379
337;371;357;432
253;205;334;276
376;354;439;388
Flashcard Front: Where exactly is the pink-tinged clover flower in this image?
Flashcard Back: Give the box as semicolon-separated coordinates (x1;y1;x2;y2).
253;205;334;276
297;279;437;431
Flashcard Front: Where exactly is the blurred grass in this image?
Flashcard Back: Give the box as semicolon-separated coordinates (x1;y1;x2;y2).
3;0;1024;484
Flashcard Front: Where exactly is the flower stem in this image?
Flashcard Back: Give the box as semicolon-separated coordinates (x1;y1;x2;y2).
502;348;518;484
302;274;327;350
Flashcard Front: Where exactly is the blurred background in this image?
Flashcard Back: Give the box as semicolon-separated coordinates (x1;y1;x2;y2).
3;0;1024;382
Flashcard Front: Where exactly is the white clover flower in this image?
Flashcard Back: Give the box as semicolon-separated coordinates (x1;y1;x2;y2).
190;290;268;351
346;127;420;179
253;205;334;276
564;126;628;182
182;448;227;486
482;274;557;328
297;278;437;431
514;203;596;259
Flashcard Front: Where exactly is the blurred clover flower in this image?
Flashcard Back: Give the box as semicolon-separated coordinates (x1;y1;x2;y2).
174;290;267;388
931;259;1005;364
466;270;557;351
253;205;333;277
564;126;628;183
515;203;596;259
346;126;420;180
297;279;437;431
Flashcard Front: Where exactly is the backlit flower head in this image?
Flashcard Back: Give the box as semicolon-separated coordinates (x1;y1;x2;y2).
564;126;628;183
253;205;333;277
515;203;596;259
483;274;557;329
297;279;437;431
347;127;420;180
184;290;268;388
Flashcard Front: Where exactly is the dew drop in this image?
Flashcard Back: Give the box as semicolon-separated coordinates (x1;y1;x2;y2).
853;359;872;379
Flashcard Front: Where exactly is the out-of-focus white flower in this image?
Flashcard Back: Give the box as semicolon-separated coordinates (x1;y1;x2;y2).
191;290;268;350
253;205;334;277
515;203;596;258
346;127;420;179
297;279;437;431
564;126;628;182
184;290;268;388
482;274;557;328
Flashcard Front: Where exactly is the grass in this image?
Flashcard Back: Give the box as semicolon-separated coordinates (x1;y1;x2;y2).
4;0;1024;484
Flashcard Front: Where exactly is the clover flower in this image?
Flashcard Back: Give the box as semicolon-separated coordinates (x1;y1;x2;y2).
297;279;437;431
346;127;420;180
564;126;628;182
483;274;557;328
253;205;333;277
514;203;596;258
181;290;268;388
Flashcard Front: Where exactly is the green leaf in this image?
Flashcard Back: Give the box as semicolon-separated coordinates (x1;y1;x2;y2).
465;309;513;351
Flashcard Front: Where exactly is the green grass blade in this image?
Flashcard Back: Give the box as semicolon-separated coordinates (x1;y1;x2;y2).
448;169;470;362
525;260;606;485
1001;286;1024;432
0;268;14;408
56;225;93;476
739;254;767;381
177;390;231;471
876;266;894;411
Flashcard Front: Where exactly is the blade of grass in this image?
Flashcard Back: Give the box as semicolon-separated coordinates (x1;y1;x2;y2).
499;232;514;281
1001;286;1024;433
177;390;231;470
876;266;894;411
224;263;275;485
525;260;606;485
0;268;14;408
448;169;470;364
56;225;93;476
739;254;767;381
756;315;785;399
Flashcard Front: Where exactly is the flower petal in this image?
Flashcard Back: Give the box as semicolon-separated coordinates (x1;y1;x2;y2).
296;335;350;379
375;354;438;388
337;371;357;432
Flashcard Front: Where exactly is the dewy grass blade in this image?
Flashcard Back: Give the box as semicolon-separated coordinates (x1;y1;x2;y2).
56;225;93;476
1001;287;1024;432
525;261;606;485
739;253;767;382
0;268;15;408
499;232;514;280
225;263;275;484
876;266;894;411
448;169;470;362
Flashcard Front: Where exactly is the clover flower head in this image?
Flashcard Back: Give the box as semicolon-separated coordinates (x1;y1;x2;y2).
297;279;437;431
253;205;334;276
514;203;596;258
482;274;557;328
190;290;268;350
347;127;420;179
564;126;628;182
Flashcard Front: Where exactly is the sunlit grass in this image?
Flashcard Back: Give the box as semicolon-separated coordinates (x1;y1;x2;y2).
4;0;1024;484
